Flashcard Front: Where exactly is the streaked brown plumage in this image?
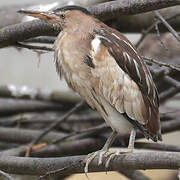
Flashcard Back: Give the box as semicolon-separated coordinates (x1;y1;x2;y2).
19;5;162;172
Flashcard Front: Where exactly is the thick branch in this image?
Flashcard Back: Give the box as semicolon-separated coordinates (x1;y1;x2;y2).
0;152;179;175
0;20;57;48
135;142;180;152
0;85;81;104
0;138;104;157
88;0;180;20
0;98;66;115
0;127;65;144
1;1;180;47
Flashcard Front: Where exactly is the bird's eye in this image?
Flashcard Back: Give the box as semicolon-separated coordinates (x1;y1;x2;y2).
60;14;65;19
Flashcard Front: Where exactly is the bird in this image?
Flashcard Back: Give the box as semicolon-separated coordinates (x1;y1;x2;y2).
18;5;162;173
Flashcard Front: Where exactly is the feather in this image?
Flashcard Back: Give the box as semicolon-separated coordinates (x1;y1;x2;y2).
90;27;161;141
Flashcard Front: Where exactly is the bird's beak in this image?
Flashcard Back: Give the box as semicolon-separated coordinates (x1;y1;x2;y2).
18;9;57;22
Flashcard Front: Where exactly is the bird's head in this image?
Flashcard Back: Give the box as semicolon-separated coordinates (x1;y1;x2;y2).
18;5;91;31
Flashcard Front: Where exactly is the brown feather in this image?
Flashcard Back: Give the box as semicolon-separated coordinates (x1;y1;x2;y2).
93;26;161;141
53;11;161;141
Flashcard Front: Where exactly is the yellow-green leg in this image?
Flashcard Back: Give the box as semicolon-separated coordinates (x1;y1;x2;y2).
84;130;118;174
128;128;136;152
105;128;136;169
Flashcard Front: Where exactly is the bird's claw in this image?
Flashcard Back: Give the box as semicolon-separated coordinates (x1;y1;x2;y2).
105;150;120;170
84;148;134;175
105;148;133;170
84;151;98;176
84;150;109;176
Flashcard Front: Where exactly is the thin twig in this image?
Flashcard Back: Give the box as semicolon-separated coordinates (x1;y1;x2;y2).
37;161;82;180
25;36;56;44
52;123;108;144
16;42;54;51
0;170;15;180
154;11;180;44
143;56;180;72
136;11;180;48
27;100;85;156
154;19;168;51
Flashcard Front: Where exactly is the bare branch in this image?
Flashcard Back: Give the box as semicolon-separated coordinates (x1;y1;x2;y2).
0;152;179;176
0;20;57;48
0;85;81;105
1;1;180;48
0;138;104;158
25;36;55;44
159;86;180;102
0;127;65;144
0;98;65;116
0;170;15;180
135;142;180;152
0;117;179;157
143;57;180;72
88;0;180;20
28;100;85;147
154;20;168;51
155;10;180;44
16;42;53;51
136;11;180;48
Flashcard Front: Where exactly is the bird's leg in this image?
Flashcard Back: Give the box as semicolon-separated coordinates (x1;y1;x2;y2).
98;130;118;164
84;130;118;174
105;128;136;169
127;128;136;152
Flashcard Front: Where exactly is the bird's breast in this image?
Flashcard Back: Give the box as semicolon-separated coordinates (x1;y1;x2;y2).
54;32;92;90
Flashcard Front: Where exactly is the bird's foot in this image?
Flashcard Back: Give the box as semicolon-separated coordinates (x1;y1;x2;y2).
84;150;111;175
84;148;134;175
105;148;133;170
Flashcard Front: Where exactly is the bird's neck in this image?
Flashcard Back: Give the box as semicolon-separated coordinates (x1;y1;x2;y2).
63;17;99;37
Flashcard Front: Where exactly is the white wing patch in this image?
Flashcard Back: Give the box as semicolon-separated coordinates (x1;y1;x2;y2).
91;36;101;54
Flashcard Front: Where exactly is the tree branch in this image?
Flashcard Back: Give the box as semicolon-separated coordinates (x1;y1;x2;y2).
0;19;57;48
0;85;81;105
1;1;180;48
154;11;180;43
0;152;179;176
88;0;180;20
143;56;180;72
0;127;66;144
28;100;84;147
0;170;15;180
0;98;66;116
135;142;180;152
16;42;53;51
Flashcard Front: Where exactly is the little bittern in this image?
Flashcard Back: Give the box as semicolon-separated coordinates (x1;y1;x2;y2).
19;5;162;173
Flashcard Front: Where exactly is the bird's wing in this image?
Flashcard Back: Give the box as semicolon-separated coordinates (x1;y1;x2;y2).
89;27;161;141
